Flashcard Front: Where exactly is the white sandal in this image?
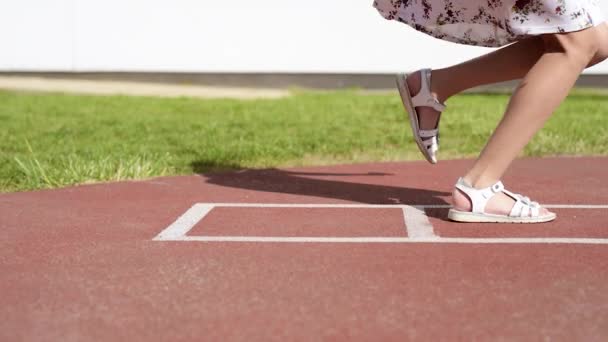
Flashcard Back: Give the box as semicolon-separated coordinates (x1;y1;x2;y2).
448;178;557;223
396;69;446;164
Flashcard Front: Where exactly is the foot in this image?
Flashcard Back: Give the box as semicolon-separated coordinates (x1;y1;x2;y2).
452;181;553;217
405;70;446;142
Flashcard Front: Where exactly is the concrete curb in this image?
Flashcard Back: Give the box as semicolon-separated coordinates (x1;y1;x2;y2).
0;76;289;99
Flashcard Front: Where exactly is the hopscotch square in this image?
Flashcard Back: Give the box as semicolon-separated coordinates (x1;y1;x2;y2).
153;203;437;243
187;207;408;237
153;203;608;245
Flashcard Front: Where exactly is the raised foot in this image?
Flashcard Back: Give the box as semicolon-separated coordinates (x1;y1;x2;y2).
405;70;443;138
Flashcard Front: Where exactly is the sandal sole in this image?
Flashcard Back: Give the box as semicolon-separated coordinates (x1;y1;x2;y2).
395;73;437;165
448;209;557;224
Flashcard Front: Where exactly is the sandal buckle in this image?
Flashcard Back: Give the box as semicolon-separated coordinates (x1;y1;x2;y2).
491;182;504;193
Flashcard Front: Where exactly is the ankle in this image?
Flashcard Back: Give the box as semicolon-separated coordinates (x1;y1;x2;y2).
431;84;450;104
408;68;451;103
429;70;453;103
462;174;499;189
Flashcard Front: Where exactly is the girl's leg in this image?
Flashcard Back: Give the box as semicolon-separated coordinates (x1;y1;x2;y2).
434;22;608;100
454;24;608;216
407;36;545;131
408;22;608;132
431;38;544;101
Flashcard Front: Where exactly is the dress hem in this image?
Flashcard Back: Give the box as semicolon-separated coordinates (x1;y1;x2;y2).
516;17;606;35
398;17;606;47
374;0;606;48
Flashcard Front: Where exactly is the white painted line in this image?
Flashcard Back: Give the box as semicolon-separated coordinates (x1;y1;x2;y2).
152;202;608;245
543;205;608;209
178;236;413;243
163;236;608;245
189;203;608;209
403;206;438;239
153;204;213;241
205;203;423;208
427;237;608;244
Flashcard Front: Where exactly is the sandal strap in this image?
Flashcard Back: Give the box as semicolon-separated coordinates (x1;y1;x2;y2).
421;136;438;154
420;131;439;156
419;129;438;138
411;69;447;112
421;137;437;147
506;190;541;218
454;178;503;214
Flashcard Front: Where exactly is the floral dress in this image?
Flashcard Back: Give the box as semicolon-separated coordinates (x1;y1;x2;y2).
374;0;605;47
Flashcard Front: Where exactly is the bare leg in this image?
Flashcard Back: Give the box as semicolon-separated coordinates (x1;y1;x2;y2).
431;38;544;101
407;22;608;133
454;23;608;216
406;36;544;131
432;24;608;100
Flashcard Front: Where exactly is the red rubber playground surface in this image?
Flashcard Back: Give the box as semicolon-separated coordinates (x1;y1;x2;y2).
2;157;608;340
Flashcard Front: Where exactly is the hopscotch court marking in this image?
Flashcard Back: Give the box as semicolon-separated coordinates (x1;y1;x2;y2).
153;203;608;245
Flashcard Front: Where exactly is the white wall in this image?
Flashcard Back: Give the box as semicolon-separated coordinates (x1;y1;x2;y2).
1;0;608;74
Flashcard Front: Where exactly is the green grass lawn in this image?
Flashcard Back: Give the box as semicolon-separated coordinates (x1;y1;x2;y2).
1;89;607;192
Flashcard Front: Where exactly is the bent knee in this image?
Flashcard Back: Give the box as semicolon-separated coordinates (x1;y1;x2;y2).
592;22;608;62
542;25;605;65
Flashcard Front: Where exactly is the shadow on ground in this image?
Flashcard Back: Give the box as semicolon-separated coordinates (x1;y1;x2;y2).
191;161;451;219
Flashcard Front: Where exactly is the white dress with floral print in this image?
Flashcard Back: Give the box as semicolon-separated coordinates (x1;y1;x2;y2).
374;0;605;47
